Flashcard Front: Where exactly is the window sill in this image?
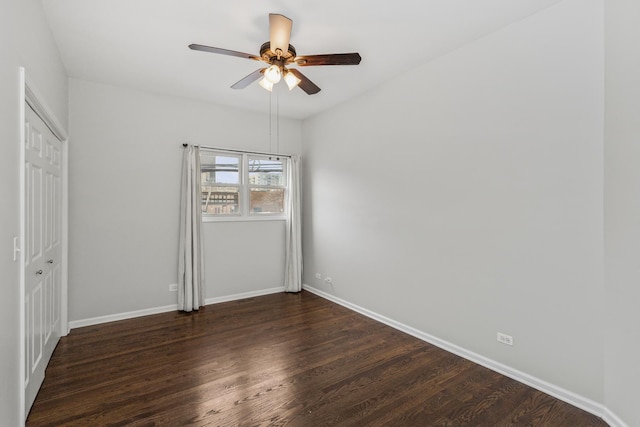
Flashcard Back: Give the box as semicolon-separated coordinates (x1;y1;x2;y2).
202;215;286;223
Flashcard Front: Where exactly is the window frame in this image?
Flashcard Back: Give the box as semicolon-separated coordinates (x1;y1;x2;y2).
200;149;288;222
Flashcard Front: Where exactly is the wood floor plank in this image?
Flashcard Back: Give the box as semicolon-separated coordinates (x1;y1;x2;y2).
27;291;607;426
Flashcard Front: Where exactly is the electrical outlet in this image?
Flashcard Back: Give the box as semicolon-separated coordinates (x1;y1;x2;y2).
169;283;178;292
497;332;513;346
315;273;322;279
324;277;333;285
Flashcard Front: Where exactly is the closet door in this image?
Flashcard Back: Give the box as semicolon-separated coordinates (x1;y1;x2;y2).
24;104;63;415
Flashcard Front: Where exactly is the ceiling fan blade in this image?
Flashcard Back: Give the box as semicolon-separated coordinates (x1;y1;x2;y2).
295;53;362;66
189;44;261;61
269;14;293;54
287;69;321;95
231;69;266;89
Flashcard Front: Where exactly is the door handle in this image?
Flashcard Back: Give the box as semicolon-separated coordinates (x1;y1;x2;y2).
46;259;54;264
36;270;43;275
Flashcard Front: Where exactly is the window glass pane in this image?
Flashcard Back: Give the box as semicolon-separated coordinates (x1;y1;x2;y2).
201;186;239;215
249;157;284;186
201;153;240;184
249;188;285;214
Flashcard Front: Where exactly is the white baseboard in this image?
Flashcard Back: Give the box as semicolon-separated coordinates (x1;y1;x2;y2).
205;287;284;305
603;407;630;427
68;286;285;330
303;284;627;426
69;304;178;329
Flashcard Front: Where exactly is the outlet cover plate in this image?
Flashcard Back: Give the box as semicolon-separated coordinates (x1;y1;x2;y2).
497;332;513;346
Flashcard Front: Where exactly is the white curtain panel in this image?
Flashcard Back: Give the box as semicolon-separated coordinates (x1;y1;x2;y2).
178;145;204;311
284;155;303;292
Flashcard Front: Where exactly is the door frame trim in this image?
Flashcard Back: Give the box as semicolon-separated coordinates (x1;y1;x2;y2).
18;67;69;424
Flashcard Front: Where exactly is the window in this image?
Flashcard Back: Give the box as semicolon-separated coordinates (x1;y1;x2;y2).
248;156;286;214
200;149;287;220
200;152;241;215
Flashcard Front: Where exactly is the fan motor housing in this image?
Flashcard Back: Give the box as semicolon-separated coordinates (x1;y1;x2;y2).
260;42;297;64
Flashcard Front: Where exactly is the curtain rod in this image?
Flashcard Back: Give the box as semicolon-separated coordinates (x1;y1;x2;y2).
182;143;292;159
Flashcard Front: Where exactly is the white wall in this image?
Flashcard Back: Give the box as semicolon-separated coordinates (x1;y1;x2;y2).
303;0;605;405
604;1;640;425
68;79;302;322
0;0;68;423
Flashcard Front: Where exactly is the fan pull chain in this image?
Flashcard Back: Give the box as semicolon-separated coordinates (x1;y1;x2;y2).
268;91;273;154
277;90;280;159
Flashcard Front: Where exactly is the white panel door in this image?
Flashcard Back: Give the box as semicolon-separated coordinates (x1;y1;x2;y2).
24;104;63;414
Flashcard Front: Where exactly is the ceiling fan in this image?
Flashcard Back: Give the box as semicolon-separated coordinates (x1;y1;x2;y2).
189;13;361;95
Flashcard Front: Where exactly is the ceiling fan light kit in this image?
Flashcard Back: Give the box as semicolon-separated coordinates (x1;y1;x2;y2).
189;13;361;95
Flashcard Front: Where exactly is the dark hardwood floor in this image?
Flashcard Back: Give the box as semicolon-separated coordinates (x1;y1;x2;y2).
27;291;607;426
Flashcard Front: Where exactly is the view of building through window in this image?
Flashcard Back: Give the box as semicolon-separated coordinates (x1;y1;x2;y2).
248;156;285;214
201;153;240;215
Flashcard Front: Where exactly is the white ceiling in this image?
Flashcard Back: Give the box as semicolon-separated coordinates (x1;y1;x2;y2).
42;0;563;120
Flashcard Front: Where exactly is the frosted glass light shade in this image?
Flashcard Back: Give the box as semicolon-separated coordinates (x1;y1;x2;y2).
258;78;273;92
284;71;301;90
264;65;282;84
